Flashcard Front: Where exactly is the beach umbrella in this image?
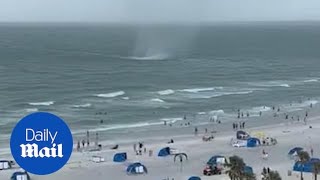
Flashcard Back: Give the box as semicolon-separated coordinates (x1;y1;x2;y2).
174;153;188;172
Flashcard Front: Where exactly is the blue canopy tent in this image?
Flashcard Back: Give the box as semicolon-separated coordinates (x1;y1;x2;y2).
293;158;320;173
11;171;31;180
236;130;250;140
188;176;201;180
288;147;303;156
247;137;261;148
244;166;254;174
207;155;226;165
126;162;148;175
158;147;171;157
113;152;127;162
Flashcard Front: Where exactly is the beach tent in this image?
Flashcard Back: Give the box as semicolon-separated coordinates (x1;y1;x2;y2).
158;147;171;157
293;158;320;173
244;166;254;174
288;147;303;156
0;160;12;170
236;131;250;140
247;137;261;148
188;176;201;180
207;155;227;165
126;162;148;175
289;147;303;155
113;152;127;162
11;171;31;180
293;158;320;172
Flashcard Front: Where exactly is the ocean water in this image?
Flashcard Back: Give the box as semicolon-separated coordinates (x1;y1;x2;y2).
0;22;320;145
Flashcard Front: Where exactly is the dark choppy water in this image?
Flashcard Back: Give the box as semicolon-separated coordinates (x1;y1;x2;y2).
0;22;320;143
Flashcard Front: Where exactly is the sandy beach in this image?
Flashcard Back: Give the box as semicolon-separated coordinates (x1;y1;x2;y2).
1;101;319;180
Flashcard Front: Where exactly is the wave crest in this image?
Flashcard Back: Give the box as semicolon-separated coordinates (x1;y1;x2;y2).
25;108;39;112
95;91;125;98
72;103;92;108
126;54;169;61
28;101;54;106
157;89;175;95
179;87;220;93
150;98;165;103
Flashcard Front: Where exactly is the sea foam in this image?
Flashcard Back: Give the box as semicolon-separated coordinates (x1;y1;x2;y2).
150;98;165;103
72;103;92;108
95;91;125;98
157;89;175;95
179;87;217;93
28;101;54;106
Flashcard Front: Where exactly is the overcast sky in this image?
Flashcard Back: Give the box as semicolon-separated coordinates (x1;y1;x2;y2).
1;0;320;23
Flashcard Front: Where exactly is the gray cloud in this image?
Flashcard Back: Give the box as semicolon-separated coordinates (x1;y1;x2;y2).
1;0;320;22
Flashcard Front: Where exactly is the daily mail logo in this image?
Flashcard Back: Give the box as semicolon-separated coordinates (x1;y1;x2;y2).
10;112;73;175
21;129;62;158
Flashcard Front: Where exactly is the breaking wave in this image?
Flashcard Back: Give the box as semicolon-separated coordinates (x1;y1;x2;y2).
160;117;183;124
72;103;92;108
25;108;39;112
179;87;222;93
303;79;319;83
251;106;271;113
157;89;175;95
28;101;54;106
73;121;164;134
188;90;253;99
209;109;225;115
95;91;125;98
150;98;165;103
248;81;290;88
126;54;169;61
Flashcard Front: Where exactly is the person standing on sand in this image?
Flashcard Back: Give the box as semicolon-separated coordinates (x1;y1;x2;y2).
82;139;85;148
95;132;99;147
133;143;137;153
77;141;80;151
259;111;262;116
86;130;90;146
194;127;198;136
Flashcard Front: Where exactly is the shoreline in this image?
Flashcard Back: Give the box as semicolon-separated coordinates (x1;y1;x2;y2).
1;99;319;179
